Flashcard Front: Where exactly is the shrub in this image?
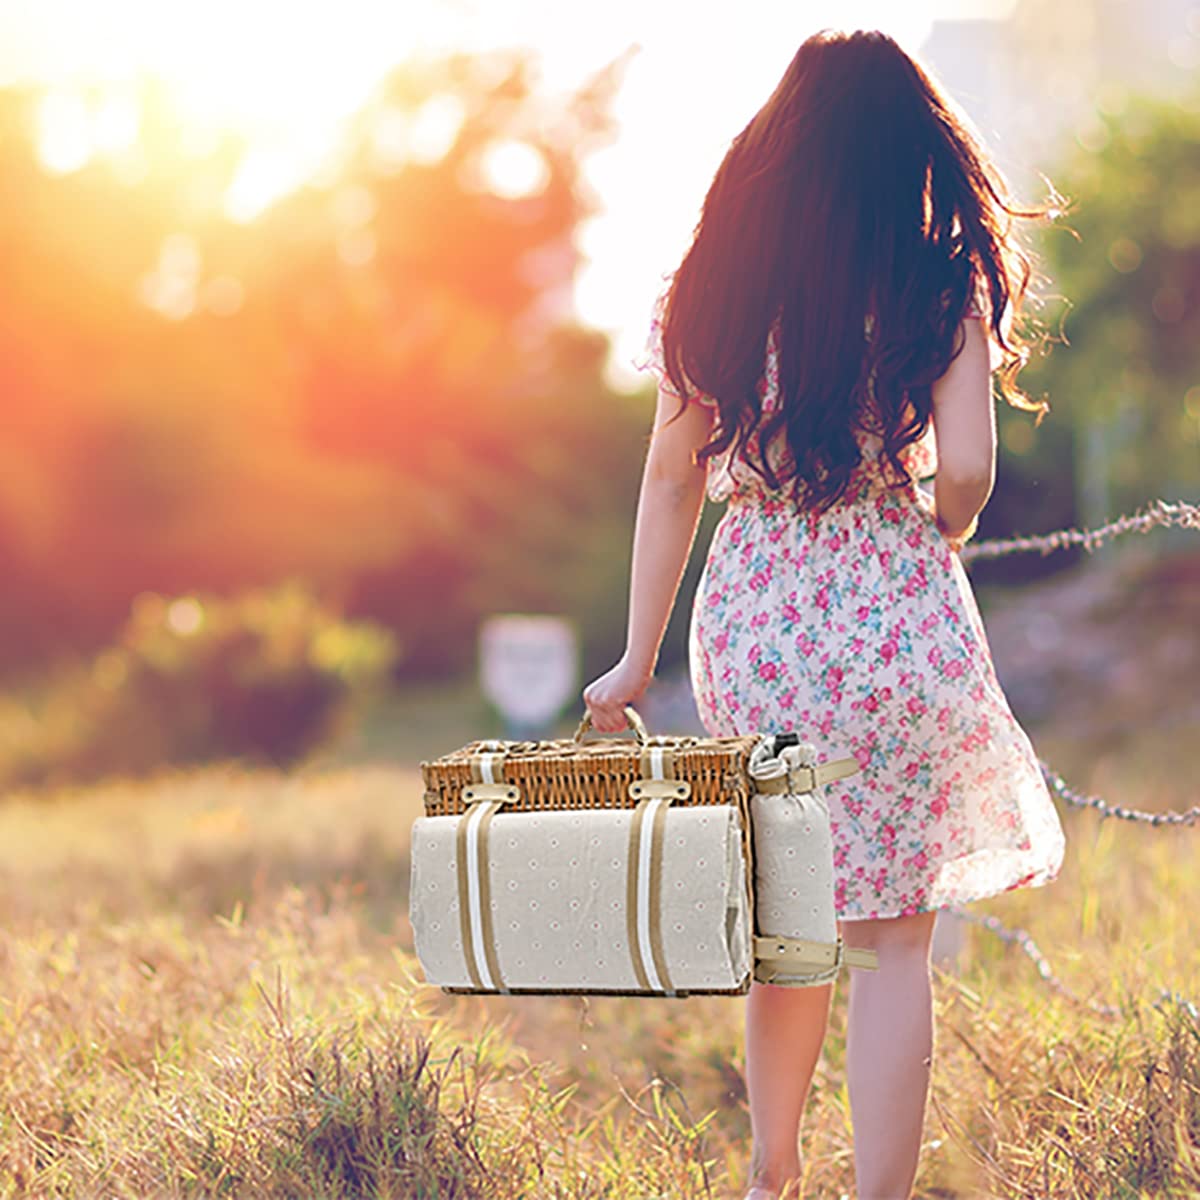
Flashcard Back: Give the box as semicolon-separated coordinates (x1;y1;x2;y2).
0;580;398;791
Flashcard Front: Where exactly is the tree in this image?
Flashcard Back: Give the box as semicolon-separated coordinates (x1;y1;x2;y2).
0;49;647;681
1013;84;1200;566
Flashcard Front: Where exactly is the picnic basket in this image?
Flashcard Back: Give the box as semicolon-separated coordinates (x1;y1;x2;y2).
411;703;878;996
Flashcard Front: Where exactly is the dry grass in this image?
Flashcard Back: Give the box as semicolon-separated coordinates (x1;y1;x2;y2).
0;735;1197;1197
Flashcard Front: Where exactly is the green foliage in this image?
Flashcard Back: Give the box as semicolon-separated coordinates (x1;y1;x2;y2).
1019;85;1200;525
0;582;397;790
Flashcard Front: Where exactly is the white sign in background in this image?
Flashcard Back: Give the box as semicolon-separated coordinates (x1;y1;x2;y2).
478;614;579;733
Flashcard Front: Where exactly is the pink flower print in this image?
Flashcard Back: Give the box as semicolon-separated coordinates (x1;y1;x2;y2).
882;506;901;525
905;528;924;548
906;696;926;717
797;631;816;657
943;658;965;679
833;844;849;868
714;630;729;654
880;823;896;845
779;688;796;709
863;693;879;713
852;744;872;771
880;639;899;665
758;661;779;683
815;585;830;611
927;646;942;666
903;760;919;781
825;664;844;690
749;568;770;592
751;610;770;629
782;603;800;622
818;710;835;737
879;549;892;570
850;636;865;655
930;786;950;819
919;613;939;636
856;604;872;622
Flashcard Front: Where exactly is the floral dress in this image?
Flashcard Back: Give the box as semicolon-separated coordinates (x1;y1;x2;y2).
632;281;1066;920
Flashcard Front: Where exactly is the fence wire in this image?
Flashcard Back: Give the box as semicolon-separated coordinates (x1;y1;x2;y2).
945;495;1198;1026
959;497;1200;563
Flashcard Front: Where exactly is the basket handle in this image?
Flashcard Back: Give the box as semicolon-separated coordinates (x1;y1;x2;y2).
573;703;650;746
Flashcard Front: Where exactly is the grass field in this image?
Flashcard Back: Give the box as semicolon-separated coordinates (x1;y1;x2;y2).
1;692;1198;1197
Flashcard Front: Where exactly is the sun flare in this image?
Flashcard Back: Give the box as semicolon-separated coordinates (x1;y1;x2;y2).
29;0;465;220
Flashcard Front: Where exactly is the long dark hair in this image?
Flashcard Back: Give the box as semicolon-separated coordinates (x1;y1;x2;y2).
659;28;1070;517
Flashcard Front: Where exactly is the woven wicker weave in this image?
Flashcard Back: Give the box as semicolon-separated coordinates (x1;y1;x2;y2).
420;706;760;817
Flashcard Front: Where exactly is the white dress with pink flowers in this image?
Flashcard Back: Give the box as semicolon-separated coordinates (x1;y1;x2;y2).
632;282;1066;920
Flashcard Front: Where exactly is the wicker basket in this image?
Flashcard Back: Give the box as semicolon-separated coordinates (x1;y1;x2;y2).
416;704;762;996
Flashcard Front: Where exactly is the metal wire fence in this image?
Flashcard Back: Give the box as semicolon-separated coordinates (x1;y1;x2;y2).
945;496;1199;1025
959;497;1200;563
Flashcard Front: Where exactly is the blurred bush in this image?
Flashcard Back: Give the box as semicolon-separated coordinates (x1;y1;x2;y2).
0;581;397;791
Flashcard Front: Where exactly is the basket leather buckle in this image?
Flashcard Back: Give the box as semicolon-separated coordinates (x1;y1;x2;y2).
462;784;520;804
628;779;690;801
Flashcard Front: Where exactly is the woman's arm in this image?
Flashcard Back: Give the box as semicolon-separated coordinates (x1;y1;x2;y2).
582;390;714;732
930;314;997;545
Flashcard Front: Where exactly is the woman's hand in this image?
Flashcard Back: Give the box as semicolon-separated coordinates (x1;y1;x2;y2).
582;653;655;733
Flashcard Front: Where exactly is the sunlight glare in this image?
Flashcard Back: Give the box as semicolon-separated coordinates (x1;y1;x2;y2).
225;148;316;225
92;94;139;153
139;234;200;321
478;140;550;199
36;91;91;174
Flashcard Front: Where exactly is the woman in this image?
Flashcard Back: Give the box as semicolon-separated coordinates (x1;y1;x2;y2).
583;27;1068;1200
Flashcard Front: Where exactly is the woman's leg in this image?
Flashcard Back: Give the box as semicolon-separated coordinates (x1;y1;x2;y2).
838;910;939;1200
743;977;835;1197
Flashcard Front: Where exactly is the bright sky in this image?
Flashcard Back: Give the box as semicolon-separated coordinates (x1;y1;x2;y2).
0;0;1016;391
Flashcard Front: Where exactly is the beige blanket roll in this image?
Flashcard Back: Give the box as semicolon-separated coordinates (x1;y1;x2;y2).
410;801;751;994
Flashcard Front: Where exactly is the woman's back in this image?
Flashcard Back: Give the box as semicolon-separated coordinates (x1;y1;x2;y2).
635;272;1002;509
